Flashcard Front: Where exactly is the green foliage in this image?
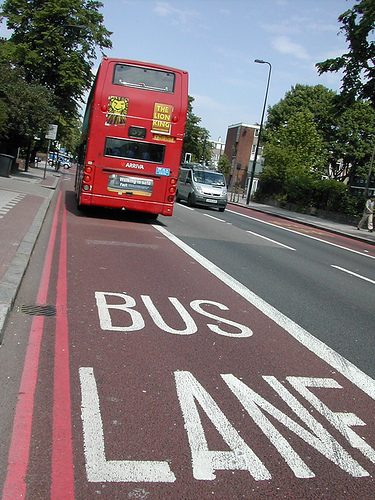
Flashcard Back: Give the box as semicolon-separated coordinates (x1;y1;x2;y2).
257;175;363;217
316;0;375;107
0;99;7;133
217;153;231;176
182;96;212;164
266;84;337;133
263;108;327;187
258;84;374;216
1;0;112;118
0;60;56;154
263;83;375;189
331;99;375;184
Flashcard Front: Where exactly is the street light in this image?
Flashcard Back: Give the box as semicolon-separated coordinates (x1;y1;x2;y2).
365;141;375;198
246;59;272;204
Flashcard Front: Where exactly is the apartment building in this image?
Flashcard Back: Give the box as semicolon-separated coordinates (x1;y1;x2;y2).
223;122;263;195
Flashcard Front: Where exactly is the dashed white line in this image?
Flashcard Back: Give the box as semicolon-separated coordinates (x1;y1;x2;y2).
204;213;226;223
246;230;296;251
331;265;375;284
226;209;375;260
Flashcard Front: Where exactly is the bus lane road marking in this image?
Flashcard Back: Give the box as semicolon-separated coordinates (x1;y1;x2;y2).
76;224;375;490
153;225;375;400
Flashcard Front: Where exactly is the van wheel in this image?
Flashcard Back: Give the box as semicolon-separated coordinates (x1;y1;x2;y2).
187;194;194;207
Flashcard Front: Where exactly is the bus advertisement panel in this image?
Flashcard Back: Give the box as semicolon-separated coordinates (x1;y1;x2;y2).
75;58;188;217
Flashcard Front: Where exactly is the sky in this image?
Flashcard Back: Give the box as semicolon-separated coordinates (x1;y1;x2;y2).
1;0;351;142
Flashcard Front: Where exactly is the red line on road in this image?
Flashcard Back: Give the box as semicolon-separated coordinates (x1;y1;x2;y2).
51;199;74;499
2;193;62;500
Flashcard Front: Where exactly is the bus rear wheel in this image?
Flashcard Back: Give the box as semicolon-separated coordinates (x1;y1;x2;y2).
76;192;88;212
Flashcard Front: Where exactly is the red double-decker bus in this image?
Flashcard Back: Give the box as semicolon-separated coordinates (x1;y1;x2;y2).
75;58;188;217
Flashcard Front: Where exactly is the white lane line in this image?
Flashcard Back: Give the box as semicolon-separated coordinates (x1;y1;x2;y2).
246;230;296;251
178;204;194;211
331;265;375;285
226;209;375;260
153;224;375;401
204;213;226;223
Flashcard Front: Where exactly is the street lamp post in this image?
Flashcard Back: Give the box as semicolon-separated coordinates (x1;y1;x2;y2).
365;142;375;198
246;59;272;204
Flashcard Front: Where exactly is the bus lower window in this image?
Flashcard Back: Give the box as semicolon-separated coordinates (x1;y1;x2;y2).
105;137;165;163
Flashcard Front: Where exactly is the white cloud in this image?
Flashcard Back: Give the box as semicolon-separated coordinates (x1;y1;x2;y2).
154;1;199;24
272;35;310;60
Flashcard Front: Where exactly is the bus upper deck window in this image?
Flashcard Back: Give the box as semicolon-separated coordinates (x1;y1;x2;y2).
113;64;175;93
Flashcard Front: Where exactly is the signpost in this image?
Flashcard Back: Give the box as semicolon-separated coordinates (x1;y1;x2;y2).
44;124;58;179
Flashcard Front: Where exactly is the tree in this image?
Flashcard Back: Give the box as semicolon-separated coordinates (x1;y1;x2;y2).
1;0;112;118
264;83;375;186
316;0;375;107
332;99;375;185
266;84;337;136
261;109;327;200
0;60;56;155
217;154;231;176
182;96;212;164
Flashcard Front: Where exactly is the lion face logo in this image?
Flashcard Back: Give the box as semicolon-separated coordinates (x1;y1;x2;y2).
106;96;129;125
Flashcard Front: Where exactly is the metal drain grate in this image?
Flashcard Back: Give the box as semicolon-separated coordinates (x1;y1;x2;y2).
19;304;57;317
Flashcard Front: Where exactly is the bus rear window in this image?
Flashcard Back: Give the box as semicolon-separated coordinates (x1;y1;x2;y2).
113;64;175;93
105;137;165;163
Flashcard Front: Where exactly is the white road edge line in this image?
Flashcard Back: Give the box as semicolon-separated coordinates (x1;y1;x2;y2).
153;224;375;401
246;230;296;251
331;265;375;285
226;209;375;260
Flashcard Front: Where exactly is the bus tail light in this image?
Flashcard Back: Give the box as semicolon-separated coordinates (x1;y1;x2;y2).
84;174;91;182
167;195;174;202
170;178;177;185
169;186;176;194
83;184;90;191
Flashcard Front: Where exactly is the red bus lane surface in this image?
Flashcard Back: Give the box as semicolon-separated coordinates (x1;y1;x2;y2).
2;186;375;499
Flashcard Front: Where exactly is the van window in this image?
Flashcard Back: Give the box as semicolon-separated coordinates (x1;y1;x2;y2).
193;170;225;186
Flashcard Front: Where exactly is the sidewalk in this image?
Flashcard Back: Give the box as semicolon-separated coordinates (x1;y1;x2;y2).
0;169;374;340
0;164;61;341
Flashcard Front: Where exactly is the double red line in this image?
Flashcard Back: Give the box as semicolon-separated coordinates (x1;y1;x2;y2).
2;193;75;499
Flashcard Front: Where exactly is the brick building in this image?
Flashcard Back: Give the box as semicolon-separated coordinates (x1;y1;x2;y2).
223;122;262;195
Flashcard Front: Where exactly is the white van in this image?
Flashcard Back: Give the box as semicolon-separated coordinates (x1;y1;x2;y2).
176;165;227;212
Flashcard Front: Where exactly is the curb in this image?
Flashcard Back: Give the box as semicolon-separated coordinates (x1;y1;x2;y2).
0;183;56;343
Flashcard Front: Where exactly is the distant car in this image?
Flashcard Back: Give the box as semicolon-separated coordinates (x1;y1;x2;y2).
61;160;71;169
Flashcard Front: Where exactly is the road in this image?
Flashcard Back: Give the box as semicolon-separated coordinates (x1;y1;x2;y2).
1;171;375;499
168;201;375;378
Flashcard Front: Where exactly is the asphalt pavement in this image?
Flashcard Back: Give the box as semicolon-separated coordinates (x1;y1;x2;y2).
0;166;373;340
